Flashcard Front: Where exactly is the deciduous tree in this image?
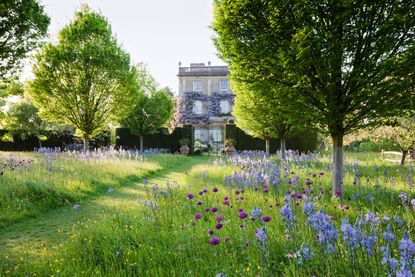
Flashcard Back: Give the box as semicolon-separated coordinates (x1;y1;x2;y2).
122;66;173;152
213;0;415;194
28;6;138;151
0;0;49;80
373;117;415;166
232;81;299;158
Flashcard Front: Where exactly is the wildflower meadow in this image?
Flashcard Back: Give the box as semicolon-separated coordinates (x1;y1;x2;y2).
1;150;414;276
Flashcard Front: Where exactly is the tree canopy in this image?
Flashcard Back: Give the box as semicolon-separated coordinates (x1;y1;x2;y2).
372;116;415;166
232;80;298;158
0;0;49;80
213;0;415;194
28;6;138;151
121;65;174;152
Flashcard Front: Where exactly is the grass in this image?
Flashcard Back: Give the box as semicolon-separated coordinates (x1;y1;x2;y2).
0;151;189;227
1;150;415;276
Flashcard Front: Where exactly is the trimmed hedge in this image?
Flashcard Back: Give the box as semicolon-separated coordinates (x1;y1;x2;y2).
225;124;317;153
0;130;110;151
115;124;317;154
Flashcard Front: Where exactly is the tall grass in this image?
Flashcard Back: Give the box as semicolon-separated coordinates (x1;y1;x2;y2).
0;151;186;227
2;151;415;276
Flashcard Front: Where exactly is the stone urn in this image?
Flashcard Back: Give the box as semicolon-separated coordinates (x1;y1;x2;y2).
222;138;236;155
223;145;236;155
180;145;190;156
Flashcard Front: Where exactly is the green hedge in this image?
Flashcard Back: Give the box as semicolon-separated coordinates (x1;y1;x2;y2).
225;124;318;153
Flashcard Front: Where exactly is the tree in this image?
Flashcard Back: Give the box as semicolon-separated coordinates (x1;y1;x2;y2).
5;100;45;147
122;66;173;152
213;0;415;195
232;80;297;158
0;0;49;80
372;117;415;166
28;6;138;151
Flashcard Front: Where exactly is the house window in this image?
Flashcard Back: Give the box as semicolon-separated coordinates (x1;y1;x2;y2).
219;100;231;114
193;100;203;115
219;80;229;91
209;126;223;143
193;80;203;91
195;128;208;143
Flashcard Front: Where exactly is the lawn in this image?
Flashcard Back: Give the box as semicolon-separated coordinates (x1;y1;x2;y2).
1;150;414;276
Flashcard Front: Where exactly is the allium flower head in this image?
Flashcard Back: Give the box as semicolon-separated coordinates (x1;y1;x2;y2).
262;216;271;222
194;213;202;220
209;237;220;245
187;194;194;199
239;211;248;219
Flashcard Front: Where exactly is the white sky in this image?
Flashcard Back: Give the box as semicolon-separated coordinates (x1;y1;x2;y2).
23;0;226;95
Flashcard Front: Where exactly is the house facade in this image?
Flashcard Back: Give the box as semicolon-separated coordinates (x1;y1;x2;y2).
175;62;235;152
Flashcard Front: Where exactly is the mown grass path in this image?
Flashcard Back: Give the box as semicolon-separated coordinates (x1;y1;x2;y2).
0;156;209;262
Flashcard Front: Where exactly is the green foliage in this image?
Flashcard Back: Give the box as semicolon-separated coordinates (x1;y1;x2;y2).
3;153;415;276
121;65;173;149
212;0;415;191
28;5;138;148
373;117;415;152
346;139;399;152
0;0;49;80
232;81;300;140
5;100;44;141
213;1;415;137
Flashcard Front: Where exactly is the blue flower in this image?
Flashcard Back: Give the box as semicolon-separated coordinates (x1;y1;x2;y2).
307;211;338;253
255;227;267;242
281;203;295;223
382;226;396;242
251;206;262;219
302;201;316;216
341;219;359;250
296;244;314;264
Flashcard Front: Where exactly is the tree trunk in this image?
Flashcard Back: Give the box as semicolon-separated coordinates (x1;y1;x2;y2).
265;138;270;156
400;150;407;167
280;138;286;161
83;136;90;152
38;138;42;149
140;135;144;153
332;134;344;195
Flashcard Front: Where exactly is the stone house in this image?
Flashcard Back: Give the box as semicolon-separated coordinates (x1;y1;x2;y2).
175;62;235;152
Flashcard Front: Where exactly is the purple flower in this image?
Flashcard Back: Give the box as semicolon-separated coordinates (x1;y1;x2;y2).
216;223;223;229
255;227;267;242
187;194;194;199
262;216;271;222
215;214;224;223
239;211;248;219
194;213;202;220
208;230;214;235
209;237;220;245
211;206;218;213
204;207;210;212
197;201;203;206
213;187;219;193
